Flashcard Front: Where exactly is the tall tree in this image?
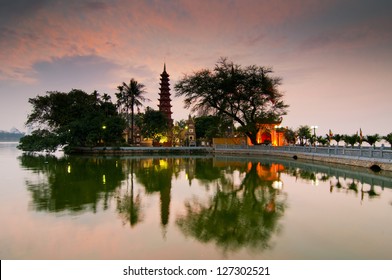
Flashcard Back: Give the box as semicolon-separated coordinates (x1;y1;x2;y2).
175;58;288;145
116;79;149;145
18;89;125;152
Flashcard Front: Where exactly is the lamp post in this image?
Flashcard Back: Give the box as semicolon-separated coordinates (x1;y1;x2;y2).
311;125;318;146
311;125;318;137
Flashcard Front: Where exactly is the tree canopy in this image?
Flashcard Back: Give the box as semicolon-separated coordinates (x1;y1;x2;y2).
18;89;125;152
194;115;233;142
135;107;169;142
175;58;288;145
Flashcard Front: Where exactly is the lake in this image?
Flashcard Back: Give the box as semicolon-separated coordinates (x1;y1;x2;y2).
1;142;391;259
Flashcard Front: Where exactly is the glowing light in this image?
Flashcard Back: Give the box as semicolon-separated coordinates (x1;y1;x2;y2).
67;164;71;174
272;180;283;190
159;135;168;143
159;159;168;169
102;174;106;184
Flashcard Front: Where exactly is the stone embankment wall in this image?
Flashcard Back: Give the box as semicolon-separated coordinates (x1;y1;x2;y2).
213;146;392;172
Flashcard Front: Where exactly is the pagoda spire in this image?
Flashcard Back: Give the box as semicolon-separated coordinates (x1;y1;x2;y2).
158;63;173;127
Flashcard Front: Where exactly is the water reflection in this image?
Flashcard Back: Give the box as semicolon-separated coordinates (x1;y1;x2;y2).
19;155;124;213
134;158;174;228
278;157;390;204
116;159;143;227
18;154;392;255
177;161;287;253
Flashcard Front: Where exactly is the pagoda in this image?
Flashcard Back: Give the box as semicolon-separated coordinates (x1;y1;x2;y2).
158;63;173;127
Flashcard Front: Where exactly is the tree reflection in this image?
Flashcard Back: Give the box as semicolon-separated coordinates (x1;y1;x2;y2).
116;159;143;227
19;154;125;213
177;161;287;253
284;164;384;204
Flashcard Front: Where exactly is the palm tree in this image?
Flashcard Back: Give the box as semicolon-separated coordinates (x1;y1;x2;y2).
332;134;344;146
363;134;381;148
296;125;311;146
116;79;149;145
383;133;392;149
343;134;360;148
317;136;329;146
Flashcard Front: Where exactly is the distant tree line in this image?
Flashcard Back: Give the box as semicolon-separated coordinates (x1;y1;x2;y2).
283;125;392;149
0;131;25;141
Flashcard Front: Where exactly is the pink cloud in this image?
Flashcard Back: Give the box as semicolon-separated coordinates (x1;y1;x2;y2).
0;0;337;82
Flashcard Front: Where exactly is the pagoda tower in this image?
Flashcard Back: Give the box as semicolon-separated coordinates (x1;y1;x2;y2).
158;63;173;127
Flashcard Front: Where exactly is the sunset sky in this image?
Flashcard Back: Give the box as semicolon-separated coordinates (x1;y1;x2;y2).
1;0;391;136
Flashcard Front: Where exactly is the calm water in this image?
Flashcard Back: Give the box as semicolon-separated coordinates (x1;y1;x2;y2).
1;142;392;260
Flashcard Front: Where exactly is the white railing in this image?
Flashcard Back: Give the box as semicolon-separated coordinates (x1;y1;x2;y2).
214;144;392;160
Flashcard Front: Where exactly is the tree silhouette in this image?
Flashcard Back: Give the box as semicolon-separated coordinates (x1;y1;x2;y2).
116;79;150;145
175;58;288;145
18;90;125;152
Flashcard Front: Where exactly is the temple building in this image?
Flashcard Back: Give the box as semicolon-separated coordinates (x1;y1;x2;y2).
185;115;196;146
158;63;173;128
213;121;286;147
248;121;286;146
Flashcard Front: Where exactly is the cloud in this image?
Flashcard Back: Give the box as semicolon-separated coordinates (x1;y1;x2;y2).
80;1;111;12
0;0;335;82
32;55;119;91
0;0;49;25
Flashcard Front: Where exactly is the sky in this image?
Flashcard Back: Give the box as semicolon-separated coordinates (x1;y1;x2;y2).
1;0;391;136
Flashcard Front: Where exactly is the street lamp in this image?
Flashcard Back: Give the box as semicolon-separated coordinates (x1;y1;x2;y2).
311;125;318;137
311;125;318;146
